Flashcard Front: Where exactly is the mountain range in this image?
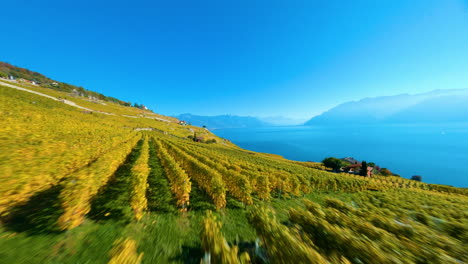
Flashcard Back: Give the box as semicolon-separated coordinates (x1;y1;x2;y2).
177;89;468;129
258;116;308;126
175;113;269;129
305;89;468;125
175;114;308;129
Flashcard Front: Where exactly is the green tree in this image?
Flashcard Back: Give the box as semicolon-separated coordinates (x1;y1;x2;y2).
322;157;345;172
411;175;422;182
360;161;368;176
380;168;392;176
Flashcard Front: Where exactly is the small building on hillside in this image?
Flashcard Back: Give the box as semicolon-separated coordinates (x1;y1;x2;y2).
344;164;374;177
344;164;361;174
88;95;99;101
18;78;36;85
72;88;85;97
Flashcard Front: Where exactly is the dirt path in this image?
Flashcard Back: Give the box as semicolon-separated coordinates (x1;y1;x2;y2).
1;79;97;112
1;79;173;121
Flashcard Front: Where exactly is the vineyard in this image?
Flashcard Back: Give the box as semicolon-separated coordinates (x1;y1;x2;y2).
1;83;467;263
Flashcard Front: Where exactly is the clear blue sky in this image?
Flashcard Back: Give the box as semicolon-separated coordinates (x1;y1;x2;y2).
1;0;468;119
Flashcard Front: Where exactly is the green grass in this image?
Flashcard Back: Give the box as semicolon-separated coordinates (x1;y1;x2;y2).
0;220;121;264
0;209;256;263
0;189;466;263
0;185;301;263
146;141;177;213
88;140;143;223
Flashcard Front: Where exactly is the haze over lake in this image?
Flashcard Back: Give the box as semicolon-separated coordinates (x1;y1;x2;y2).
214;124;468;187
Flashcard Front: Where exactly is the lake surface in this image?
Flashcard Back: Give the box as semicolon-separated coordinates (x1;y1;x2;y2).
213;124;468;187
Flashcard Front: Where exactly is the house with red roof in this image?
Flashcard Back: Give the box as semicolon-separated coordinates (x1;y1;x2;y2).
344;163;374;177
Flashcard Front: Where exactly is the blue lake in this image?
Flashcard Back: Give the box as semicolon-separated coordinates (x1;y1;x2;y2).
213;124;468;187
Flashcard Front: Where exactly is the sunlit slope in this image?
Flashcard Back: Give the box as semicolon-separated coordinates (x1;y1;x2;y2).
1;84;467;263
0;84;225;213
0;79;176;119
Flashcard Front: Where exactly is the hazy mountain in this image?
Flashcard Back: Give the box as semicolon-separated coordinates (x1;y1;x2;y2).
176;113;269;129
258;116;307;126
305;89;468;125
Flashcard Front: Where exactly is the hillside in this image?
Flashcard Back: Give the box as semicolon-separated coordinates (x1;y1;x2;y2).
0;61;135;107
176;113;269;129
1;74;467;263
305;89;468;125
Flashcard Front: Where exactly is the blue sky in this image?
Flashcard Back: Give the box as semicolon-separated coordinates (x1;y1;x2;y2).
1;0;467;119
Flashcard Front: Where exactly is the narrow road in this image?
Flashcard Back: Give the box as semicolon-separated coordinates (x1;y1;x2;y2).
0;79;171;121
1;80;97;112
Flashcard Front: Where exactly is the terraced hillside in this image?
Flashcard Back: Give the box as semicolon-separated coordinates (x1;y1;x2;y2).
1;81;467;263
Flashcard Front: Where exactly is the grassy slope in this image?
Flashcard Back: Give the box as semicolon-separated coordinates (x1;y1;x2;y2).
0;80;228;141
0;84;255;263
0;84;466;263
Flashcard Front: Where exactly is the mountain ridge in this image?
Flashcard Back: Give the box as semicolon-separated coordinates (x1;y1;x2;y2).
305;88;468;125
175;113;269;129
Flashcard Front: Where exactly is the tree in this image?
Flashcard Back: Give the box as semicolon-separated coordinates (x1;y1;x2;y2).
360;161;368;176
380;168;392;176
411;175;422;182
322;157;345;172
